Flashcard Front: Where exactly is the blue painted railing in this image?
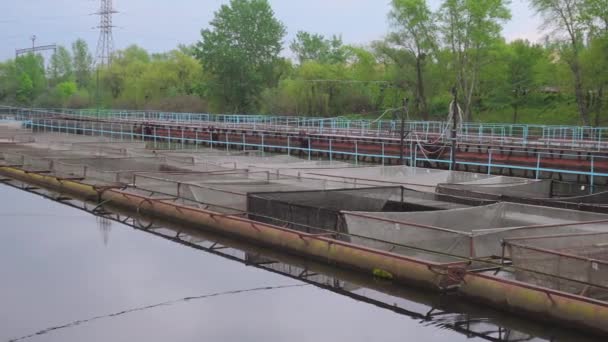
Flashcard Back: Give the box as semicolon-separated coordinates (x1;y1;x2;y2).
20;118;608;189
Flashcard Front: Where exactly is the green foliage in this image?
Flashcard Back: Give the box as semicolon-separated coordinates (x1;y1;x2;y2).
72;39;93;89
290;31;349;64
14;54;46;104
505;40;545;122
388;0;437;119
55;81;78;105
439;0;512;120
0;60;17;103
49;46;73;85
195;0;286;113
0;1;607;126
16;73;34;105
98;47;205;111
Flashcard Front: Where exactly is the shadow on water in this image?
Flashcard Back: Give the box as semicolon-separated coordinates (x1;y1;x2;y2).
3;182;603;342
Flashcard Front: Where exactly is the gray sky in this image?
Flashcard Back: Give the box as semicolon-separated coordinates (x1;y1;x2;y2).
0;0;543;61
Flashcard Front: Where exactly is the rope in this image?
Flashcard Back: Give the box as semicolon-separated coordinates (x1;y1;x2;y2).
410;100;464;160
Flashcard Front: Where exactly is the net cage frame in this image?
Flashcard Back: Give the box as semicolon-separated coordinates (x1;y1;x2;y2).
0;148;139;171
340;203;608;261
131;170;375;213
247;186;407;235
502;232;608;298
295;165;534;191
436;180;608;212
128;179;468;265
246;186;497;234
47;156;207;183
128;170;476;263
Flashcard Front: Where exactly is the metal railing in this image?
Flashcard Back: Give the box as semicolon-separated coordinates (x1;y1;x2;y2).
21;118;608;189
3;106;608;150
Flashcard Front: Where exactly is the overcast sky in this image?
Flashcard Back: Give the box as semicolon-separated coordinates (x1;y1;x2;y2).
0;0;543;61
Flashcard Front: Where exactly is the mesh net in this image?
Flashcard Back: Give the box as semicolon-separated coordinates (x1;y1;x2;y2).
247;187;404;234
437;179;553;198
505;233;608;298
294;166;526;191
132;171;367;213
342;203;608;259
246;186;493;235
342;212;472;262
437;180;608;210
51;156;197;183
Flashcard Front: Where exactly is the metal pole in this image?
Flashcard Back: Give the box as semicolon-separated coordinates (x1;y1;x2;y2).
400;98;409;165
451;88;459;170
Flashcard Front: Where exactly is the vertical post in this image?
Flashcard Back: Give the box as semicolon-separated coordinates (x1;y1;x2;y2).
409;141;414;167
287;136;291;156
308;136;311;161
535;152;541;180
451;88;458;171
590;155;595;193
181;127;185;150
400;98;409;165
153;126;157;149
355;140;358;166
381;142;385;166
329;139;333;163
488;150;493;175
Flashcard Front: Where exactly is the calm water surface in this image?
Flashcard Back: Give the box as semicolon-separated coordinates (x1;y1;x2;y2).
0;185;600;342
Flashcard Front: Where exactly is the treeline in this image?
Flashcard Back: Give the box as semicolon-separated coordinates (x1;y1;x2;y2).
0;0;607;125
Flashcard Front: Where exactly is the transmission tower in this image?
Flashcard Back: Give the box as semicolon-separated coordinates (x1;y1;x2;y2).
95;0;118;66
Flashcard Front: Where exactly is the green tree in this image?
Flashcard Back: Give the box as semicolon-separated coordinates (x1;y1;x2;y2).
16;73;34;105
507;40;544;122
72;39;93;89
582;0;608;35
0;60;17;103
54;81;78;106
530;0;593;124
15;54;46;104
439;0;511;120
49;46;73;85
290;31;349;64
388;0;437;120
581;33;608;125
195;0;286;112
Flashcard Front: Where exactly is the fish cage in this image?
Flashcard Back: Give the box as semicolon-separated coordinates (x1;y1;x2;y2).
1;148;135;171
191;154;356;171
437;179;608;211
247;187;495;235
49;156;205;183
340;203;608;261
292;165;531;191
503;232;608;299
132;171;369;214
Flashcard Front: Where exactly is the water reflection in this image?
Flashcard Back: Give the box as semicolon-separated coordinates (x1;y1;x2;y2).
96;216;112;246
0;183;600;342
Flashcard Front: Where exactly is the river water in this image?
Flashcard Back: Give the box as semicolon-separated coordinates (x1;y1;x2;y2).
0;184;601;342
